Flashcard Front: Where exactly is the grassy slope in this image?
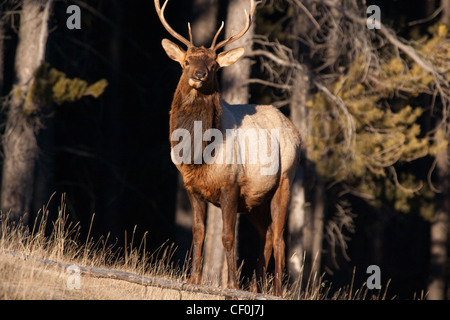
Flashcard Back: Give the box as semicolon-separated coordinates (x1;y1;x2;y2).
0;196;383;300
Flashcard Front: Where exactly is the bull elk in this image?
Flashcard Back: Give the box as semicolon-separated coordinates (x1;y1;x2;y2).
154;0;301;296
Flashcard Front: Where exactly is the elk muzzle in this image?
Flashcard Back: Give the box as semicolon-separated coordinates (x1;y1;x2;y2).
189;69;208;89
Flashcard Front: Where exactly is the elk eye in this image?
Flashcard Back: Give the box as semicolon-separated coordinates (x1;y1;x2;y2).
185;60;190;67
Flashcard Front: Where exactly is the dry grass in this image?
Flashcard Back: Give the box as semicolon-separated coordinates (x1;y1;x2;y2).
0;195;389;300
0;195;211;300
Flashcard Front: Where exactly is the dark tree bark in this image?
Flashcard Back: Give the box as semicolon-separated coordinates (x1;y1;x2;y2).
1;0;53;224
441;0;450;28
0;3;4;96
191;0;220;46
286;1;326;288
427;123;450;300
220;0;253;105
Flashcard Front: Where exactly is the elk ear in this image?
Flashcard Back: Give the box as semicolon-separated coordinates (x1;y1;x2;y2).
216;48;245;68
162;39;186;65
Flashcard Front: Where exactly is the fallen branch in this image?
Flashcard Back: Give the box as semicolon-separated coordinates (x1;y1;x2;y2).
3;250;284;300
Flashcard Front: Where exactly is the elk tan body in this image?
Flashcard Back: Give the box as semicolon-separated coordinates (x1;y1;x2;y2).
172;101;301;211
155;0;301;296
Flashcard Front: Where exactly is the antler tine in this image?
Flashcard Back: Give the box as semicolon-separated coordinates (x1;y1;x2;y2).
154;0;193;48
188;22;194;45
212;0;261;52
209;21;224;49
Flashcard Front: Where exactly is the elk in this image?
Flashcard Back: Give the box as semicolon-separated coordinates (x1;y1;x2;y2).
155;0;301;296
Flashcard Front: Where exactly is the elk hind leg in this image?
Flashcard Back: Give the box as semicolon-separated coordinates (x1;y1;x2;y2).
270;176;290;296
247;204;272;292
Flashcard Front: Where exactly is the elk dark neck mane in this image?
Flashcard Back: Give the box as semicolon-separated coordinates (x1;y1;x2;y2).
169;82;224;203
169;82;222;149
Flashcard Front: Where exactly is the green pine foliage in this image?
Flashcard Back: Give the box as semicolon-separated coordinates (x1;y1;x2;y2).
24;62;108;114
306;25;450;219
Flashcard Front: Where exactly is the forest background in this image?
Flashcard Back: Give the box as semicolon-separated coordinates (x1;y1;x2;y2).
0;0;449;299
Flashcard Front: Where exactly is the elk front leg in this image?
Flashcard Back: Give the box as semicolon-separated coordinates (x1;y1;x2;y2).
220;184;239;289
187;190;206;285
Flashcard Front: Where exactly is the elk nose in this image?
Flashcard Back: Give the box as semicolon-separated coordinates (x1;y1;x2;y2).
195;70;207;80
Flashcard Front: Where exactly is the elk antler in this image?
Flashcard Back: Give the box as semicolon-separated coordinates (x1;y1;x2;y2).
154;0;194;48
210;0;261;51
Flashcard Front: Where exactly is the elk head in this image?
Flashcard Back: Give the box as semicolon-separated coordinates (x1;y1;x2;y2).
154;0;260;95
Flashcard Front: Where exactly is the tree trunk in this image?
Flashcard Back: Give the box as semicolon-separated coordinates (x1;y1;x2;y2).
427;126;450;300
287;68;309;284
287;164;307;282
288;66;325;287
202;204;225;286
442;0;450;27
220;0;253;105
191;0;219;47
0;4;4;96
428;210;449;299
1;0;53;224
287;2;325;288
